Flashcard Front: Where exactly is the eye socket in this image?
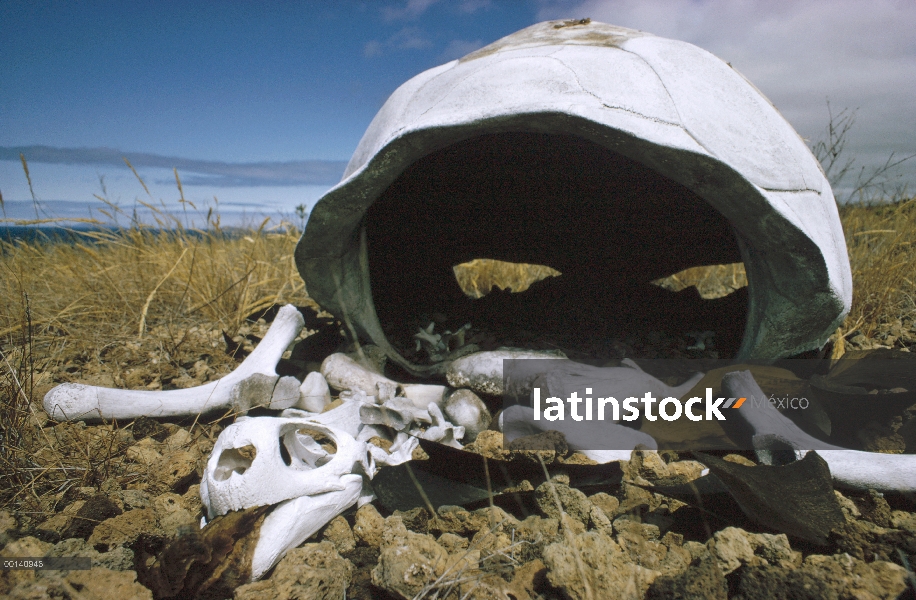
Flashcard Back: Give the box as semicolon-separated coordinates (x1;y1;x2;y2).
213;445;256;481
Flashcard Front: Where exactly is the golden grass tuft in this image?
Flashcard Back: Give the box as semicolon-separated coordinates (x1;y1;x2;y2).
838;198;916;337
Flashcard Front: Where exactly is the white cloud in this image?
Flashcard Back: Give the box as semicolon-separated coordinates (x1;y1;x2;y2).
535;0;916;195
363;40;383;58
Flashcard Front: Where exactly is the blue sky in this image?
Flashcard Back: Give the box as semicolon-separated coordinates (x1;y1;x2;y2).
2;0;914;225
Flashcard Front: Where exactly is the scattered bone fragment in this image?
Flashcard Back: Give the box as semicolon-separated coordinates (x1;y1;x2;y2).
43;304;306;420
722;370;916;493
359;398;431;431
444;389;491;442
399;383;448;409
419;403;465;448
294;371;332;412
321;352;398;396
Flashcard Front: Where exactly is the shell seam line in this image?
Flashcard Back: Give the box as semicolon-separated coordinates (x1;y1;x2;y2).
615;46;718;159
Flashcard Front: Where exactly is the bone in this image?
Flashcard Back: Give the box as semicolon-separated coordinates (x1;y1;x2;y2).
294;371;332;412
321;352;398;396
359;397;431;431
202;417;370;518
420;403;465;448
722;370;916;493
250;474;364;581
499;404;656;463
43;304;305;420
400;383;448;409
446;348;568;395
444;389;491;443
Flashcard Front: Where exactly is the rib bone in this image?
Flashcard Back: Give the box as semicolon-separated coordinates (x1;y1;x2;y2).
43;304;305;420
722;370;916;493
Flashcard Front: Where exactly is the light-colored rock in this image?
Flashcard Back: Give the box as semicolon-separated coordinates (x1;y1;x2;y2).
464;429;509;460
371;517;452;600
234;541;353;600
322;515;356;554
88;508;162;550
835;490;862;521
152;449;199;492
588;493;620;520
803;552;908;599
436;532;469;554
126;444;162;466
452;258;562;299
665;460;707;483
1;536;54;594
723;453;756;467
535;481;592;527
543;529;661;600
710;527;798;575
630;449;670;480
353;503;385;547
6;568;153;600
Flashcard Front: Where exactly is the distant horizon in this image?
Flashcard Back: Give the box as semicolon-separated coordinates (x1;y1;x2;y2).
3;1;914;212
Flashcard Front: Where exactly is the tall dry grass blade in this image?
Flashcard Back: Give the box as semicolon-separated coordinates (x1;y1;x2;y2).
138;247;189;339
123;157;153;199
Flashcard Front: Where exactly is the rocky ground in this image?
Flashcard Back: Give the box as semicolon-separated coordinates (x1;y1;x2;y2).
2;316;916;599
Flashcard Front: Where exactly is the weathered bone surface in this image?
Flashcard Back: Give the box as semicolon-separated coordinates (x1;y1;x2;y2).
722;370;916;493
321;352;397;396
444;389;491;443
295;19;852;374
250;475;364;581
421;403;465;449
43;304;305;420
202;417;372;518
446;349;568;395
294;371;332;412
400;383;448;409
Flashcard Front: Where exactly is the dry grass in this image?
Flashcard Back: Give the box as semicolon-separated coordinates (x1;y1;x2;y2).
0;205;313;517
1;196;915;521
838;198;916;337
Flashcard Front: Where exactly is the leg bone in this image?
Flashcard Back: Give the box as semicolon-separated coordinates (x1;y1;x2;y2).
43;304;305;420
722;370;916;493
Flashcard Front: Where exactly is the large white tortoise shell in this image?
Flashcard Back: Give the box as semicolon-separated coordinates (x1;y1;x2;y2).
296;20;851;373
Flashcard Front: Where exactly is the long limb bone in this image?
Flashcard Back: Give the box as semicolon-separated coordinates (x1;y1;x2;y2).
722;370;916;493
43;304;305;420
